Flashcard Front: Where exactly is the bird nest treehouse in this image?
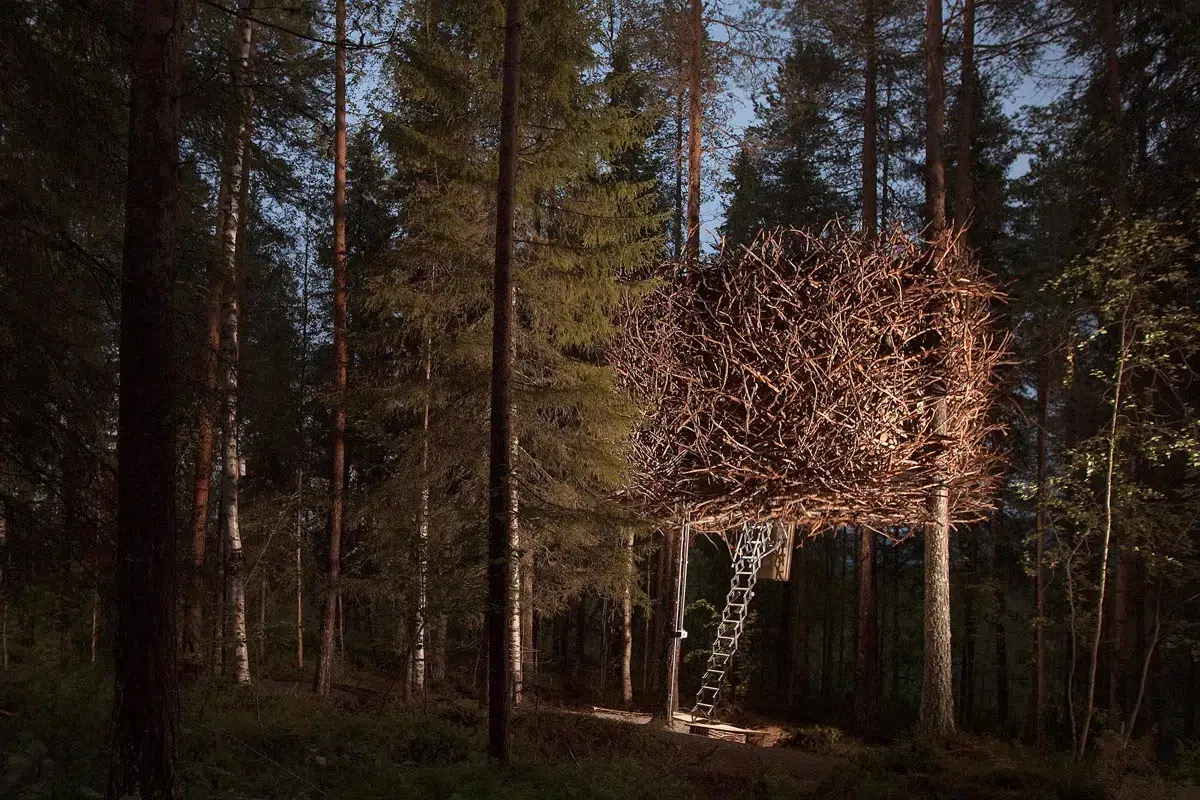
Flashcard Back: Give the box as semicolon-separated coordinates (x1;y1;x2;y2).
614;226;1007;720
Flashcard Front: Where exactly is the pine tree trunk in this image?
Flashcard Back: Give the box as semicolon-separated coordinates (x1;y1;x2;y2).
91;584;100;665
920;402;955;739
621;530;634;707
685;0;702;262
574;598;587;684
919;0;952;737
295;469;304;669
953;0;974;227
995;570;1009;726
821;532;834;711
214;517;226;676
881;70;892;227
673;91;684;260
786;539;809;710
316;0;348;698
1034;363;1049;746
487;0;523;760
836;529;847;706
924;0;947;235
1102;0;1125;214
855;528;880;734
600;598;609;699
649;531;669;695
891;539;901;707
414;337;431;696
257;577;266;667
108;0;182;790
216;0;255;689
295;242;309;672
432;614;447;684
652;525;686;726
1;510;7;672
960;536;977;727
862;0;878;236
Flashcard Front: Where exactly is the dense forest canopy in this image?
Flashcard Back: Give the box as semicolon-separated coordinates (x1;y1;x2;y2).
2;0;1200;797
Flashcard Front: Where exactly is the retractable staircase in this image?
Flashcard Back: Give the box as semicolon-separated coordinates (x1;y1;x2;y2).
690;522;781;721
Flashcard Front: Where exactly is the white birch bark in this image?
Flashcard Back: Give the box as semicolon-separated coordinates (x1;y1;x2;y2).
509;435;522;703
413;336;432;695
216;0;255;687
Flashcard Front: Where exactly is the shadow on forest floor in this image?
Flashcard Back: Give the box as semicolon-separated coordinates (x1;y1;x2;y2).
2;667;1198;799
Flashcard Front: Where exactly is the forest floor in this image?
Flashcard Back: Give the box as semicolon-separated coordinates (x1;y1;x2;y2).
3;666;1198;799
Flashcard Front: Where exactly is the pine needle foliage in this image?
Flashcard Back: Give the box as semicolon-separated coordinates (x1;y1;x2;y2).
363;0;665;620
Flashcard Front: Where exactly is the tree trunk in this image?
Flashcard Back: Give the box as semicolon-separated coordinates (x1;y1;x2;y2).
107;0;182;791
295;232;310;672
414;336;432;696
820;532;834;710
257;577;266;667
432;614;448;684
652;525;687;725
487;0;523;761
891;538;901;708
649;531;669;695
953;0;974;227
862;0;878;236
881;69;892;228
621;530;635;706
1101;0;1125;214
920;402;955;739
1034;362;1049;746
1123;578;1161;748
960;536;977;728
216;0;255;689
995;567;1009;726
521;550;534;690
836;529;847;706
685;0;702;262
316;0;348;698
786;538;809;710
673;89;684;260
214;517;226;676
920;0;952;736
91;584;101;665
574;597;587;684
855;528;880;734
1112;550;1132;716
295;470;304;670
924;0;946;235
509;435;522;704
1079;323;1129;758
185;265;220;675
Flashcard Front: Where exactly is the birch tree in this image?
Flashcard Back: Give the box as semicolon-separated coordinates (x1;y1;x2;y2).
215;0;257;687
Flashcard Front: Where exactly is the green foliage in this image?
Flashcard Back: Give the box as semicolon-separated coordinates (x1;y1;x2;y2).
721;38;850;245
361;0;664;631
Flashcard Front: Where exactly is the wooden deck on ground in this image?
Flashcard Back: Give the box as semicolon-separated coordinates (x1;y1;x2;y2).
673;713;769;745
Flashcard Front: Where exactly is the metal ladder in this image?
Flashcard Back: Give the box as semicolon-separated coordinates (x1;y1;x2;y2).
690;522;780;721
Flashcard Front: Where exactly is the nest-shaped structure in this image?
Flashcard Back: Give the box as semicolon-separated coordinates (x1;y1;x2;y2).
614;226;1007;532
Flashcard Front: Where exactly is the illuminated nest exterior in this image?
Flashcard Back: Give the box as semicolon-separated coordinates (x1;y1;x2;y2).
615;226;1007;532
